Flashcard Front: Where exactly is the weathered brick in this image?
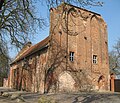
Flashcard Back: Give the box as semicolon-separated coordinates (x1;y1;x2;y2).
8;3;109;93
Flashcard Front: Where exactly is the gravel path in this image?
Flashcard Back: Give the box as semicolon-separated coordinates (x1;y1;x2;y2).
0;87;120;103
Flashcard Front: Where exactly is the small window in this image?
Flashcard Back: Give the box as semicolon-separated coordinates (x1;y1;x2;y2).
93;55;97;64
69;52;74;61
84;37;87;40
59;31;62;35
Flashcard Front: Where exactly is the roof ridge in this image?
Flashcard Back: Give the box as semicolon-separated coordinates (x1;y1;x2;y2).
11;36;50;64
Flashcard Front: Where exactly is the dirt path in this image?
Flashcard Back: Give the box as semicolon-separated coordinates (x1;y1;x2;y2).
0;87;120;103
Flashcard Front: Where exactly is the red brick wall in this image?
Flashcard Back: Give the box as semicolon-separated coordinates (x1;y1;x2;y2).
49;3;109;92
9;3;109;93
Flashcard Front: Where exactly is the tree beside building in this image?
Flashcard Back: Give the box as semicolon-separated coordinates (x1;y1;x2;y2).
8;3;109;93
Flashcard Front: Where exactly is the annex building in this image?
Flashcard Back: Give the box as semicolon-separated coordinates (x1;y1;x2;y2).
8;3;110;93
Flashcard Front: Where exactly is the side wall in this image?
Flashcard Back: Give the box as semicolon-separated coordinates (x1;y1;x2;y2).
9;48;49;93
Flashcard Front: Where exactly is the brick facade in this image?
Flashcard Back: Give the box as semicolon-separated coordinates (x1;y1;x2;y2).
8;3;110;93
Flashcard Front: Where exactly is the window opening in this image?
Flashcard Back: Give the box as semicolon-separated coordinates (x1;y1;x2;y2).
70;52;74;61
93;55;97;64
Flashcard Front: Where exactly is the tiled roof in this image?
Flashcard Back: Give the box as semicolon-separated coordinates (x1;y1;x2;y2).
11;36;50;64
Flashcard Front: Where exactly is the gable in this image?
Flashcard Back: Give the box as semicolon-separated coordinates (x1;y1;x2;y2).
11;36;50;65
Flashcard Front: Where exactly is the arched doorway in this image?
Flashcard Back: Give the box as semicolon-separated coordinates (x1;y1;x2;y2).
58;71;75;92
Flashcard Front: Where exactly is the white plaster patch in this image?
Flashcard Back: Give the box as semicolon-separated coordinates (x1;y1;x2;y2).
58;71;75;92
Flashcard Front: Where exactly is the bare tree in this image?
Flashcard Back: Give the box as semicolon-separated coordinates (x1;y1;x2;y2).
109;39;120;74
45;0;103;8
0;0;103;56
0;0;46;76
0;0;103;81
0;41;9;84
0;0;46;49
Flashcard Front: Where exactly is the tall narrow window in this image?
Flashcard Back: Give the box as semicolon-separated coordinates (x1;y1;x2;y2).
70;52;74;61
93;55;97;64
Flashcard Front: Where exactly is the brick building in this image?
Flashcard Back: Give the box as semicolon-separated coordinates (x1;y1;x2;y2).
8;3;110;93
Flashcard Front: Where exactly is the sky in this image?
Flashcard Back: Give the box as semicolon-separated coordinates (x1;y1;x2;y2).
10;0;120;58
33;0;120;50
90;0;120;51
